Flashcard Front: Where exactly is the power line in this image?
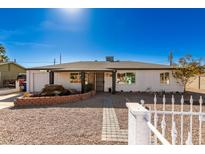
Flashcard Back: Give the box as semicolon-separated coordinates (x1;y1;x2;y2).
15;61;54;63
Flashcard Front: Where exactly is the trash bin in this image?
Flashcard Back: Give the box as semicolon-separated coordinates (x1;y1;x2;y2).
108;88;112;93
23;82;27;91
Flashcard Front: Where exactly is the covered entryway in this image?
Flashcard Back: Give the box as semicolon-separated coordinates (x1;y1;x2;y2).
85;72;96;90
96;72;104;92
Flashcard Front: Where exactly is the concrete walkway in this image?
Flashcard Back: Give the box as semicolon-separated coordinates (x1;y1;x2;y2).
101;98;128;142
0;93;22;109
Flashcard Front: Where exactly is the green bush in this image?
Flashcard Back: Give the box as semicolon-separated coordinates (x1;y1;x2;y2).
84;83;93;92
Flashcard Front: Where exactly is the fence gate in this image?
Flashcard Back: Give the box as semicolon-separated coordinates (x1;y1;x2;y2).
126;94;205;145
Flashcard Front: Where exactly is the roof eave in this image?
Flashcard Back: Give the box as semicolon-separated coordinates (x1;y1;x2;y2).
110;67;175;70
27;67;175;71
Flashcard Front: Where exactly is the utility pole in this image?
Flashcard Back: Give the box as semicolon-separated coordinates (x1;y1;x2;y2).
168;50;173;66
60;53;62;64
54;58;56;65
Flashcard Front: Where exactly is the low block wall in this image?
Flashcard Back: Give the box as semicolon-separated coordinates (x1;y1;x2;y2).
14;90;96;107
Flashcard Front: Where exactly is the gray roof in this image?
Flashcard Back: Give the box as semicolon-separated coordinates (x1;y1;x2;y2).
0;62;26;69
28;61;173;71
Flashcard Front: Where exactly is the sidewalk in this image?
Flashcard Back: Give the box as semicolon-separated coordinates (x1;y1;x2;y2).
0;93;22;109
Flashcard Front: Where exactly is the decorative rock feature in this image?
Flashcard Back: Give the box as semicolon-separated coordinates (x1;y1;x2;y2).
40;84;71;96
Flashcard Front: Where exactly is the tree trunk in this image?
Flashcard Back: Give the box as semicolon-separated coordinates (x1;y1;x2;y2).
183;84;186;94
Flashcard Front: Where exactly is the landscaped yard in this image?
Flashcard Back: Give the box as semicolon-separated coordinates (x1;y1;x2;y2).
0;92;205;144
0;93;124;145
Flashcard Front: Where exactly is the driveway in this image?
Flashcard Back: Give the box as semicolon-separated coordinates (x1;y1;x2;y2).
0;93;22;109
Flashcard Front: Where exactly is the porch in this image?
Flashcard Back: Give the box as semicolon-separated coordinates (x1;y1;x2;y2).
48;70;117;94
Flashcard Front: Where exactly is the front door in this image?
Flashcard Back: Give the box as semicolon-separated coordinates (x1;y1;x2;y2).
96;72;104;92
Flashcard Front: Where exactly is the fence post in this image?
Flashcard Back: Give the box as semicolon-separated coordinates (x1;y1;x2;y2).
15;80;20;91
126;103;151;145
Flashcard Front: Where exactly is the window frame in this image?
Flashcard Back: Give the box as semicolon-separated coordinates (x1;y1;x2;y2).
70;72;81;83
116;72;136;85
160;72;170;85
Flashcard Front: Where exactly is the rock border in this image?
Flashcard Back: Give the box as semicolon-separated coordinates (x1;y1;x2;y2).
14;90;96;107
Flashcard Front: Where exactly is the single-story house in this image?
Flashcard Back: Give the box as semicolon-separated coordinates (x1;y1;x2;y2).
26;57;183;93
0;62;26;88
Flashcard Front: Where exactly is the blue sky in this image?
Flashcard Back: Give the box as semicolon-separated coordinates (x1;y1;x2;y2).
0;8;205;67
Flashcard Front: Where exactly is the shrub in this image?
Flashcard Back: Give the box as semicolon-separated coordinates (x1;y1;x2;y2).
84;83;93;92
23;92;32;97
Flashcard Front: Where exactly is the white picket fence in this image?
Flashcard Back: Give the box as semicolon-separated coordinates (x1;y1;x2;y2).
126;94;205;145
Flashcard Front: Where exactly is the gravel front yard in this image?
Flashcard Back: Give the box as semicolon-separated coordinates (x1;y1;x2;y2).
0;94;124;145
1;91;205;145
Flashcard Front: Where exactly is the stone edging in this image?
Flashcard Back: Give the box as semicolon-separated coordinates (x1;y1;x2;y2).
14;90;96;107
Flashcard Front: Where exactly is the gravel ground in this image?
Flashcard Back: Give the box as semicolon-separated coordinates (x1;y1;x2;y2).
111;92;205;145
1;91;205;145
0;94;125;145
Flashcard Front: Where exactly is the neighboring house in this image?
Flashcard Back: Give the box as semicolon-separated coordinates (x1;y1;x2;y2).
26;57;183;93
0;62;26;88
186;74;205;91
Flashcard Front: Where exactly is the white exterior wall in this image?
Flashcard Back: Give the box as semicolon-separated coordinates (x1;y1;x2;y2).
26;70;49;92
115;70;183;92
27;69;183;93
54;72;81;91
27;71;81;92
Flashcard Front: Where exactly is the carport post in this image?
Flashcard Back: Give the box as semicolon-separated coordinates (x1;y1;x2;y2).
81;71;85;93
112;70;116;94
49;71;54;84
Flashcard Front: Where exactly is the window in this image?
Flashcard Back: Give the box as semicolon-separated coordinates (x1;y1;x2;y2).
117;72;135;84
70;73;81;83
160;72;170;85
85;73;88;85
105;72;112;78
85;73;91;85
